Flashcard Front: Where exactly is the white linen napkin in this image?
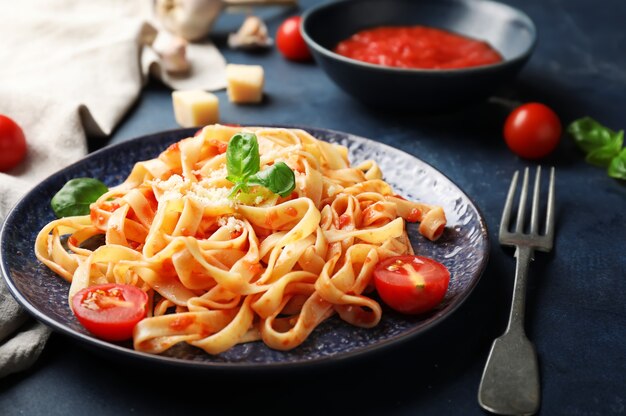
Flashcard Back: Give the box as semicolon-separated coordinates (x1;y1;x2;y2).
0;0;226;378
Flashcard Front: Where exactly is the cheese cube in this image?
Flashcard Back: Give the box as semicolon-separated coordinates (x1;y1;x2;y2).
225;64;264;103
172;90;219;128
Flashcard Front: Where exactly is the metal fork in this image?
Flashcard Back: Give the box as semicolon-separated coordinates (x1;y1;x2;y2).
478;166;555;415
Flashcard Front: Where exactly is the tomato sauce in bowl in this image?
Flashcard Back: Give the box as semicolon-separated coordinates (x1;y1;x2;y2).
334;26;503;70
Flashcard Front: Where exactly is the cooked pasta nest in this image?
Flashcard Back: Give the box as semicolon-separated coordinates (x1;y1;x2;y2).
35;125;446;354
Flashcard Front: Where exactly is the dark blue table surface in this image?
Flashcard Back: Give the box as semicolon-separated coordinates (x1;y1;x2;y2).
2;0;625;414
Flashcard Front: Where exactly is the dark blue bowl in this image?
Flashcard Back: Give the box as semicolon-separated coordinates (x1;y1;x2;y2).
301;0;536;111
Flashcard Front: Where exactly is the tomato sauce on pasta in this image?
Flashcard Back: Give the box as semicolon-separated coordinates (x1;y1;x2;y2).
35;125;447;354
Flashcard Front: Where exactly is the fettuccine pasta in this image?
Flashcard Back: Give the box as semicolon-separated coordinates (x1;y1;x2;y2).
35;125;446;354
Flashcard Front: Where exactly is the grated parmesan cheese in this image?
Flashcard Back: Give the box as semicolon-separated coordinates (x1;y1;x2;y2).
189;183;233;207
217;216;244;232
205;166;228;180
156;174;185;189
153;174;234;207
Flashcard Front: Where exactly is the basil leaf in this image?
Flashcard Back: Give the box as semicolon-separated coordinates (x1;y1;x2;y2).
226;133;260;183
567;117;619;153
51;178;108;218
225;132;297;199
608;148;626;180
584;130;623;167
247;162;296;197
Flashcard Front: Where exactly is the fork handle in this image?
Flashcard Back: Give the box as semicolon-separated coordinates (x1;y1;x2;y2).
478;245;540;415
507;245;533;336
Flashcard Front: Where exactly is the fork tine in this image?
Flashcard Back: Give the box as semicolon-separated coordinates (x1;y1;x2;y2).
530;166;542;235
515;168;530;233
499;170;519;237
545;167;556;240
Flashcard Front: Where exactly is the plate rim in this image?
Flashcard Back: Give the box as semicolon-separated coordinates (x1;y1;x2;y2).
0;125;490;371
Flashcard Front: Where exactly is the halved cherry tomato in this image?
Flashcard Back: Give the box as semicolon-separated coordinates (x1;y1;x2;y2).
373;255;450;315
276;16;311;61
503;102;562;159
71;283;148;341
0;114;27;172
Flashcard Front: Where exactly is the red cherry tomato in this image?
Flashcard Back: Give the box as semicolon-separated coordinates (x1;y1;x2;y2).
503;103;562;159
276;16;311;61
0;115;27;172
71;283;148;341
374;255;450;315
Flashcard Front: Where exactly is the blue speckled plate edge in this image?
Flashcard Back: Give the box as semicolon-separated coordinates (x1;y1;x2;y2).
0;126;489;372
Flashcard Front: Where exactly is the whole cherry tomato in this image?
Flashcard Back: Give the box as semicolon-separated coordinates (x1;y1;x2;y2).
276;16;311;61
0;115;27;172
373;255;450;315
71;283;148;341
503;103;562;159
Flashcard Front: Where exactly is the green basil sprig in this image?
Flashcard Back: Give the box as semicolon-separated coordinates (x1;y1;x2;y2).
226;133;295;198
608;148;626;179
567;117;626;180
226;132;260;186
247;162;296;196
51;178;109;218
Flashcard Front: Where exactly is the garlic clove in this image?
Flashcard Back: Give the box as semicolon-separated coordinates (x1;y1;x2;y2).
228;15;273;50
152;31;191;74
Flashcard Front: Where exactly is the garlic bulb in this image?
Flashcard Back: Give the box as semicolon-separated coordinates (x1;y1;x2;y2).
155;0;222;41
